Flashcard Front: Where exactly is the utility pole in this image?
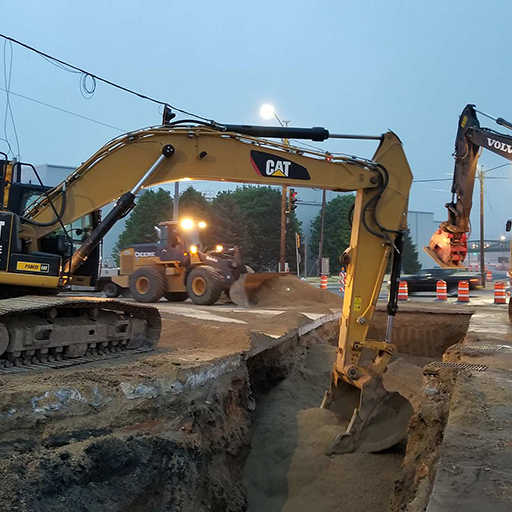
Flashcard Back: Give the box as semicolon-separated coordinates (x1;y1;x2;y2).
318;189;326;275
479;167;485;288
304;234;308;277
173;182;180;221
280;186;287;272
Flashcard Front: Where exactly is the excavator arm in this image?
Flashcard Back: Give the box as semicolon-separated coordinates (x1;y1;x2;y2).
427;104;512;267
25;121;413;453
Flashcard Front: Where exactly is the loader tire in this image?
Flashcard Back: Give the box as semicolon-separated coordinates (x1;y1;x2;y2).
186;266;223;305
164;292;189;302
103;281;122;298
129;267;165;303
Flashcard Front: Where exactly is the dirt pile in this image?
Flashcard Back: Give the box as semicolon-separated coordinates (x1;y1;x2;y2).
244;342;427;512
250;275;342;311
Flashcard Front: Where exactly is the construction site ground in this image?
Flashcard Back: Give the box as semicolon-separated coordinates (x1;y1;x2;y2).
0;279;511;511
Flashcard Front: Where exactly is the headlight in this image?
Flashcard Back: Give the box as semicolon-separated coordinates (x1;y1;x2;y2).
190;245;198;254
180;218;194;230
215;245;224;252
198;221;207;229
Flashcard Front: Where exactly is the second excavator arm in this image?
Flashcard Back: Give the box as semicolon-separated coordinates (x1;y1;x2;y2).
25;121;413;453
427;104;512;267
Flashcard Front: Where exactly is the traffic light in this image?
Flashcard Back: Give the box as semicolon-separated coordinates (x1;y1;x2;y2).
288;188;298;212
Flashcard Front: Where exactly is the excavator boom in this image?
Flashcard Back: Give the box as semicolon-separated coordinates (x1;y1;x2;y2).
23;121;414;452
427;104;512;267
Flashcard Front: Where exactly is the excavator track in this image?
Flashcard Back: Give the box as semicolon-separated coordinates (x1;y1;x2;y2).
0;296;161;374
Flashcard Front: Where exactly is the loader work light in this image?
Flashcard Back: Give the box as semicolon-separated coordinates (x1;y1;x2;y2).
181;218;194;230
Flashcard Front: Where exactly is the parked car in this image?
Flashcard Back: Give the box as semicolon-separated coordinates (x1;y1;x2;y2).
400;268;483;295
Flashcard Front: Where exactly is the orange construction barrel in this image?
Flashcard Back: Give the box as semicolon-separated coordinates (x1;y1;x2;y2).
320;274;328;290
486;270;493;282
457;280;470;303
436;280;448;301
494;281;506;304
398;281;409;301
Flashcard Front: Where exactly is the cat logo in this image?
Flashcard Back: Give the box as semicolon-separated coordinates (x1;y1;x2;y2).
250;150;311;181
265;159;292;177
16;261;50;273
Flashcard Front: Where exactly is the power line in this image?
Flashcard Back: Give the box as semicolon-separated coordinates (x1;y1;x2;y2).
0;33;212;122
0;86;126;132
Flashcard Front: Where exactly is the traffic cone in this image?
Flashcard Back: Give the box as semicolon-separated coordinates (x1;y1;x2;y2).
339;268;346;295
494;281;506;304
468;264;473;272
457;281;470;303
486;270;493;282
436;280;447;301
320;274;328;290
398;281;409;301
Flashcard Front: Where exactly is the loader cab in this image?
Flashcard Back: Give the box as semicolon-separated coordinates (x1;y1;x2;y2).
154;220;201;263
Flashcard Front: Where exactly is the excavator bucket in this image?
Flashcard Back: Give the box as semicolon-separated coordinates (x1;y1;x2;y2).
320;372;413;454
229;272;283;307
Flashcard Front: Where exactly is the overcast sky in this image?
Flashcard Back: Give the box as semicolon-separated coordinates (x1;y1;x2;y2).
2;0;511;239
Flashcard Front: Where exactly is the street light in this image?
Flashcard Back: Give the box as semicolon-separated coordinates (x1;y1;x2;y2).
260;104;275;120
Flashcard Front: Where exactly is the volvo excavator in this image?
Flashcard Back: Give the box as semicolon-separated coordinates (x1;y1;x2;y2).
0;109;413;453
427;104;512;269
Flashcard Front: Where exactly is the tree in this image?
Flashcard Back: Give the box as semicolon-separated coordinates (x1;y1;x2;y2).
228;186;302;272
310;194;355;274
178;187;211;223
402;228;422;274
207;191;248;250
112;188;173;262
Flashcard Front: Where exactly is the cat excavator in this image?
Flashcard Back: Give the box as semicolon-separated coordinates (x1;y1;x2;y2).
1;110;413;453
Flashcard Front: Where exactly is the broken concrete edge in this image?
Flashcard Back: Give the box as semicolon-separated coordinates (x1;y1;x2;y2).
0;311;342;427
246;310;342;359
425;308;512;511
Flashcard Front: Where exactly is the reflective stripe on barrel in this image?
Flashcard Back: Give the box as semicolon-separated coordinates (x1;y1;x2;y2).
457;280;470;302
494;281;506;304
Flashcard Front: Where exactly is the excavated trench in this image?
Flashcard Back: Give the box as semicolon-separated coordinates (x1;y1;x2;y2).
0;309;471;512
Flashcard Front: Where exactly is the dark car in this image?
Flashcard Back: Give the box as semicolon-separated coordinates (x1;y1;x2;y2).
401;268;483;295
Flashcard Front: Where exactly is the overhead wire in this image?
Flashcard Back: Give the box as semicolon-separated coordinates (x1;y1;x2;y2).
0;33;213;122
0;86;126;131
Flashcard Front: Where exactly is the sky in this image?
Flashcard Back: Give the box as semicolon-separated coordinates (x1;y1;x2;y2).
2;0;512;240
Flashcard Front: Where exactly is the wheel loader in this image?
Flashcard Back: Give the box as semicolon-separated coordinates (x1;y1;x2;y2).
99;219;250;305
1;110;414;454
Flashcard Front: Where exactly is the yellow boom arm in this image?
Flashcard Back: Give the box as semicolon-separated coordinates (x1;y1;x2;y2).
26;124;413;452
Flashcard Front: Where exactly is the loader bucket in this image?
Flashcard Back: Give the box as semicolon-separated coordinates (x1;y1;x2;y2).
229;273;283;307
320;372;413;454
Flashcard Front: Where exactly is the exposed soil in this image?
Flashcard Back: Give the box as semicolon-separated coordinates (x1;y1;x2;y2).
370;310;471;358
389;369;458;512
0;304;473;512
244;341;429;512
250;275;342;312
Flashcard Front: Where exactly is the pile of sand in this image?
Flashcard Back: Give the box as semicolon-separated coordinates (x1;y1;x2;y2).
244;343;427;512
251;275;343;311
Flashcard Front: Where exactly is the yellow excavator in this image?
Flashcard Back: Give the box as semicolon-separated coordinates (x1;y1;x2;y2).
1;109;413;453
